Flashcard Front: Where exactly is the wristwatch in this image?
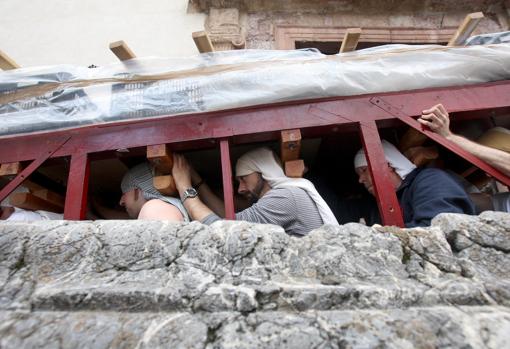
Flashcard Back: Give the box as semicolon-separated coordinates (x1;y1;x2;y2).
181;187;198;202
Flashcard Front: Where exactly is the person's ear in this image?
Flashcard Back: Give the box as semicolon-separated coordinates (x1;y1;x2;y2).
134;189;140;200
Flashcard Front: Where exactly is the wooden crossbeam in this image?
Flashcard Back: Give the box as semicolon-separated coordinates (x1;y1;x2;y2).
447;12;484;46
0;49;20;70
109;40;136;61
340;28;362;53
192;31;215;53
9;192;63;213
32;189;65;209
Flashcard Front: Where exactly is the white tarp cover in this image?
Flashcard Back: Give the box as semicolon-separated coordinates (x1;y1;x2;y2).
1;41;510;137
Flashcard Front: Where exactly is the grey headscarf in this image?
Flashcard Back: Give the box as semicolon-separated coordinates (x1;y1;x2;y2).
121;162;189;221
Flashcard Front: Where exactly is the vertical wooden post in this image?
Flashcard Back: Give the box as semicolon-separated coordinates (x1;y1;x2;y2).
192;31;215;53
64;153;90;220
358;121;404;227
340;28;362;53
219;138;235;220
109;41;136;61
0;49;20;70
447;12;484;46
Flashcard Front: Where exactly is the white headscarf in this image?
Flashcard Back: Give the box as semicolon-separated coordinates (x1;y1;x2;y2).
354;139;416;179
235;147;338;225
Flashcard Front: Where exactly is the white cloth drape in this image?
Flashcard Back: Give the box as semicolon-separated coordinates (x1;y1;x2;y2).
235;147;339;225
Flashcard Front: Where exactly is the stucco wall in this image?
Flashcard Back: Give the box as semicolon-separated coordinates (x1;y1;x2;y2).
0;0;206;67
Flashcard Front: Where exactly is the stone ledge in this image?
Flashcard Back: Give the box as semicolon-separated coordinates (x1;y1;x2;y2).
1;211;509;347
1;306;509;348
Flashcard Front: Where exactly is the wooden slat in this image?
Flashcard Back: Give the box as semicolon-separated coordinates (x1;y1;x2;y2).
32;189;65;209
153;175;177;196
285;160;305;178
0;162;23;177
280;129;301;163
0;49;20;70
21;180;46;192
192;31;215;53
147;144;173;173
109;40;136;61
340;28;362;53
447;12;484;46
9;192;63;213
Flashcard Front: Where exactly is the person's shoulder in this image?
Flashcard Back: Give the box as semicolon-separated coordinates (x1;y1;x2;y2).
412;167;461;187
415;167;450;179
139;199;184;221
266;186;306;198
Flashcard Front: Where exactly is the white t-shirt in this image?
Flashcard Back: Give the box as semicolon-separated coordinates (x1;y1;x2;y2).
6;207;63;222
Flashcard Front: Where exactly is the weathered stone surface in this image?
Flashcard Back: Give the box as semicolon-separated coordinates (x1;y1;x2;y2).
1;307;509;348
0;211;509;347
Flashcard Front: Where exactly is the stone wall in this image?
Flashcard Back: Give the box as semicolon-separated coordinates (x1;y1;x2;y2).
190;0;510;50
1;211;509;347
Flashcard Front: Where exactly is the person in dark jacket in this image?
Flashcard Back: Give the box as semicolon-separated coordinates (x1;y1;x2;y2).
353;140;475;227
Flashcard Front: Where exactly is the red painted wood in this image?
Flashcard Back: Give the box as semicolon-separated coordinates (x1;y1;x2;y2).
371;96;510;187
0;80;508;164
358;121;405;227
219;139;235;220
64;153;90;220
0;136;70;204
0;80;508;222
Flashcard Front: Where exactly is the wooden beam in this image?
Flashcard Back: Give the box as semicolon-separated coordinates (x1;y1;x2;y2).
340;28;362;53
9;192;63;213
192;31;214;53
109;40;136;61
399;128;428;153
147;144;173;173
0;49;20;70
0;162;23;177
32;189;65;209
447;12;484;46
403;146;439;167
147;144;176;195
153;175;177;196
20;180;46;192
285;160;306;178
280;129;302;163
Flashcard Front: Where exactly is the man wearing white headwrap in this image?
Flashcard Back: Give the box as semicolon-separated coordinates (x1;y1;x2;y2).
119;162;189;221
354;139;475;227
172;147;338;235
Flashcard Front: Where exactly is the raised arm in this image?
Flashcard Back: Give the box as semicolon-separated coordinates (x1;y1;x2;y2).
172;154;224;221
418;104;510;177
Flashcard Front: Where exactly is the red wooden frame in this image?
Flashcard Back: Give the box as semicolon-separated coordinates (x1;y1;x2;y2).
1;80;509;226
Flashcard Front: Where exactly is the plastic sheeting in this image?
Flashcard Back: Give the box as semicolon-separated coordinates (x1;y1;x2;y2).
1;41;510;137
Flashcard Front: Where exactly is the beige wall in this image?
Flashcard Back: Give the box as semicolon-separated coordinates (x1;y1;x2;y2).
0;0;206;67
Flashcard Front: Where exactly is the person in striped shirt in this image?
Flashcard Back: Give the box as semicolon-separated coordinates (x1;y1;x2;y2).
171;147;338;235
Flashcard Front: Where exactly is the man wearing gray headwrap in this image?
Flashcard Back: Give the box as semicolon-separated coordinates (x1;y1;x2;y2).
354;139;475;227
171;147;338;236
120;162;189;221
